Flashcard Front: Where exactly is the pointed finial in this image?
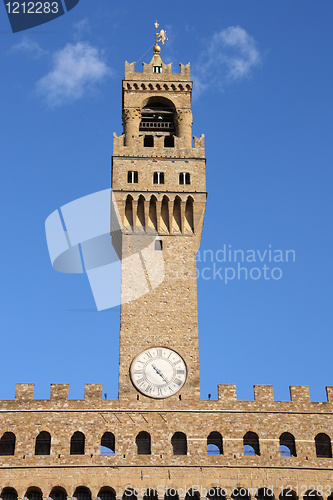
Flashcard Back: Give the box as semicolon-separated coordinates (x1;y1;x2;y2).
154;21;168;53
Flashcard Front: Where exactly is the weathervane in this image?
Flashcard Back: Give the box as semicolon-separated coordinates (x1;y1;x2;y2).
154;21;168;49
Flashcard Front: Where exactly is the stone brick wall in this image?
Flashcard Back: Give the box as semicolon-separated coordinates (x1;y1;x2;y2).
0;384;332;495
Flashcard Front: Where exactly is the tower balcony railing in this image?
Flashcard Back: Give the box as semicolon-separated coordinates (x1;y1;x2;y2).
139;121;174;130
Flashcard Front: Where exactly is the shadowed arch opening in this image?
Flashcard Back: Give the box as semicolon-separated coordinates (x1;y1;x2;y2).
101;431;115;455
24;488;43;500
137;195;145;229
148;195;158;232
144;490;158;500
49;488;67;500
164;135;174;147
140;97;176;136
207;431;223;455
136;431;151;454
144;135;154;147
125;195;134;229
0;432;15;455
279;490;298;500
256;488;275;500
303;491;323;500
70;431;85;455
1;488;18;500
160;196;169;232
315;432;332;458
35;430;51;455
207;488;226;500
232;489;250;500
172;431;187;455
173;196;182;233
165;490;179;500
97;488;116;500
280;432;297;457
185;490;200;500
123;490;137;500
243;431;260;456
185;196;194;232
73;488;92;500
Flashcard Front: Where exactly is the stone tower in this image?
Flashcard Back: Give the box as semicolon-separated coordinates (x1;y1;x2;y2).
111;43;206;403
0;32;332;498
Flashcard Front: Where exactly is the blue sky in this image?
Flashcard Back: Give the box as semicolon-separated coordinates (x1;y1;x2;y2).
0;0;332;402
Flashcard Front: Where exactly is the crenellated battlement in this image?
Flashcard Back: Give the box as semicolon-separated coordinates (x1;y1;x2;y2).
3;383;332;405
124;61;191;81
113;133;205;158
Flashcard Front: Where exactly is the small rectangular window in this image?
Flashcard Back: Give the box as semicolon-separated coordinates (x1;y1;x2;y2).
179;172;191;185
127;171;138;183
155;240;163;251
153;172;164;184
153;66;162;73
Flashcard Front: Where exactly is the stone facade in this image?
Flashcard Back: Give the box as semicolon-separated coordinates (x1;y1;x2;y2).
0;49;332;498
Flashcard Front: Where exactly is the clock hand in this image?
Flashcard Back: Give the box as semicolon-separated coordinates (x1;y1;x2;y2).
151;363;169;384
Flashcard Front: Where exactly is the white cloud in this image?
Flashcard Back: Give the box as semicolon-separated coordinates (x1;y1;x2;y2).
11;37;48;59
193;26;262;97
73;18;91;40
37;42;111;107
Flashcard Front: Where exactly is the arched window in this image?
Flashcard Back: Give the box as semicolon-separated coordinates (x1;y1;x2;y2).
243;431;260;456
70;431;85;455
140;98;175;135
35;431;51;455
173;196;182;233
207;488;226;500
49;488;67;500
165;490;179;500
171;432;187;455
73;488;92;500
24;488;43;500
101;431;115;455
1;488;18;500
0;432;15;455
97;488;116;500
279;432;297;457
207;431;223;455
125;195;134;228
136;431;151;455
256;488;275;500
315;433;332;458
232;489;250;500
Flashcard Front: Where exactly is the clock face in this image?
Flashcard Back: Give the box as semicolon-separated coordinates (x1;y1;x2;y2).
130;347;187;398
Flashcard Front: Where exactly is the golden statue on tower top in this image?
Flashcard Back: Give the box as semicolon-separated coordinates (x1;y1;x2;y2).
154;21;168;47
